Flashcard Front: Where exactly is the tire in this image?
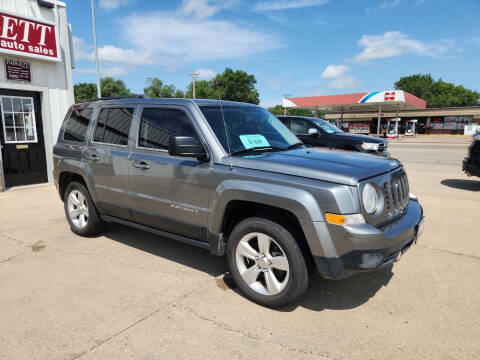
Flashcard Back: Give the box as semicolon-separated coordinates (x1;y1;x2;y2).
227;217;309;308
64;181;103;236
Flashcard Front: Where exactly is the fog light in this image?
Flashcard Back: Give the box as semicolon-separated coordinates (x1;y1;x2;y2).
359;253;384;269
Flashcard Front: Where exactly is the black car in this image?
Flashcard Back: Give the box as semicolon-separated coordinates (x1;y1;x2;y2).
463;130;480;177
278;116;389;156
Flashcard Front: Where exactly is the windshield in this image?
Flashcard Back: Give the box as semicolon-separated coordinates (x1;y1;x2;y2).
200;105;301;154
310;118;343;134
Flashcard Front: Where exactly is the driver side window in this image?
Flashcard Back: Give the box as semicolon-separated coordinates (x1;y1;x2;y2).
138;108;197;150
290;118;308;135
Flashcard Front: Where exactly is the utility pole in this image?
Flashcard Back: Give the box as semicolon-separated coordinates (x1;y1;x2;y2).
190;72;199;99
91;0;101;98
282;93;291;116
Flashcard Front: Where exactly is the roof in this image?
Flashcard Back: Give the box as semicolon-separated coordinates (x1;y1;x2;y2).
283;90;426;113
77;97;257;108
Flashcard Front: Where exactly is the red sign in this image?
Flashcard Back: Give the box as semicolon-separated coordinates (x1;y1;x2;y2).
5;59;31;82
0;11;59;61
384;91;396;101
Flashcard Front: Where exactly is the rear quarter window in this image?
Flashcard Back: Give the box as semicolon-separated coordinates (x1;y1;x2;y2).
63;107;93;142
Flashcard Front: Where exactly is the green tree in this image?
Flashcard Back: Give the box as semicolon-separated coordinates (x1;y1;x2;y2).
74;82;97;103
74;77;131;103
394;74;480;108
185;68;260;104
267;105;314;117
144;77;184;98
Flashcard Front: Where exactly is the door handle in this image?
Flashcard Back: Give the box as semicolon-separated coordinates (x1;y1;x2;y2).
132;160;151;170
85;152;100;162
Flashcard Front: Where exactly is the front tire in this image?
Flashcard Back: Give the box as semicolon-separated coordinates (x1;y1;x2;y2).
227;217;309;307
64;182;103;236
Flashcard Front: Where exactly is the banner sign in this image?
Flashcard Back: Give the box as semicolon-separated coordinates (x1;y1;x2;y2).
349;122;370;134
5;59;31;82
0;11;59;62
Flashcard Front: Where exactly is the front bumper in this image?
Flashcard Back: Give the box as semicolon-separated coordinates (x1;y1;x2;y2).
314;199;424;280
463;157;480;177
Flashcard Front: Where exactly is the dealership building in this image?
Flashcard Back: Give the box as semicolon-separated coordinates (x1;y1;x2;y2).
284;91;480;136
0;0;74;191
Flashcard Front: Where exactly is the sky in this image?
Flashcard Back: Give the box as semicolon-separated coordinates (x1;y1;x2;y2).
67;0;480;107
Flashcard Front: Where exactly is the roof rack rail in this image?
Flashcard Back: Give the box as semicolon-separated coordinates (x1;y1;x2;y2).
82;94;149;102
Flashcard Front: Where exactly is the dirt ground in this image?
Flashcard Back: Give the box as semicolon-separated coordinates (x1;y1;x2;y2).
1;139;479;359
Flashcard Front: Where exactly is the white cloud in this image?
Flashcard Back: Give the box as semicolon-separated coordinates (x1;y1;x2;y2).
181;0;218;19
72;36;89;61
378;0;404;8
194;68;217;79
254;0;329;11
351;31;458;63
327;75;360;89
74;66;127;77
99;0;132;10
321;64;349;79
96;45;155;65
121;11;285;67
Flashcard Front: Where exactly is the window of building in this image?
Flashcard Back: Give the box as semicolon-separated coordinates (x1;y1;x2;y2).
1;96;37;143
93;108;134;146
138;108;197;150
64;107;93;142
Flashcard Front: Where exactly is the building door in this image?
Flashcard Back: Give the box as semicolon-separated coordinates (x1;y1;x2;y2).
0;90;47;188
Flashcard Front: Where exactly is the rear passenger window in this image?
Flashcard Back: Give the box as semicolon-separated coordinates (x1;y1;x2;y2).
138;108;197;150
64;108;93;142
93;108;134;146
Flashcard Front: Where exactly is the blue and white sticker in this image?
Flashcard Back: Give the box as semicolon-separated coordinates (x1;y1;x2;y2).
239;134;270;149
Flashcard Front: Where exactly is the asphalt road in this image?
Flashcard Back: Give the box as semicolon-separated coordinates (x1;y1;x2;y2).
1;139;479;360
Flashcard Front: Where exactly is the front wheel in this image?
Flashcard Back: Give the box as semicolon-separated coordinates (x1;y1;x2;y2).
227;217;309;307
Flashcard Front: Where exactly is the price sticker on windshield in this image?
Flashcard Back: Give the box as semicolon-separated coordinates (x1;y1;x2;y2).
239;134;270;149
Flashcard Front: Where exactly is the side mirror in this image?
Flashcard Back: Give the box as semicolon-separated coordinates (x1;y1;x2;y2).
168;136;209;162
308;128;319;137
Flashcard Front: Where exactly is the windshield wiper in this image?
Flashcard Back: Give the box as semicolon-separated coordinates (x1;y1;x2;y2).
230;146;285;156
284;142;304;150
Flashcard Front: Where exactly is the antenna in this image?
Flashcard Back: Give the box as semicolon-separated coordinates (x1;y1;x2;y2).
211;57;233;170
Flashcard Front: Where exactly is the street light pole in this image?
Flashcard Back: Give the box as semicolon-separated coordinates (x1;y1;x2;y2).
282;93;291;116
91;0;101;98
190;72;199;99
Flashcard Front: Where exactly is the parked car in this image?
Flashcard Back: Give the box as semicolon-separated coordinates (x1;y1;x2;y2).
463;130;480;177
53;97;424;307
277;115;389;156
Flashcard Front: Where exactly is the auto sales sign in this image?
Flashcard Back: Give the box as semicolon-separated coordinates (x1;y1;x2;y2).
0;11;59;62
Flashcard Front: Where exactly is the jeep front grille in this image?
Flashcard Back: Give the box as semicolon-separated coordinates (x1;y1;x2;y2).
383;170;409;216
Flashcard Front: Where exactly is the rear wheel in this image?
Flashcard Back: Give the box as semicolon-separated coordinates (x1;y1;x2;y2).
64;182;103;236
227;217;309;307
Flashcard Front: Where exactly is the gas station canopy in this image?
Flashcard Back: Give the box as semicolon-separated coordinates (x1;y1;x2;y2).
283;90;426;113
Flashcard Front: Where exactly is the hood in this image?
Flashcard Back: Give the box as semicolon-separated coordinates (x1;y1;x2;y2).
331;132;386;143
226;147;400;186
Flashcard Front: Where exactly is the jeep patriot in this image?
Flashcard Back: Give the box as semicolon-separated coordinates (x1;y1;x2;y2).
53;97;425;307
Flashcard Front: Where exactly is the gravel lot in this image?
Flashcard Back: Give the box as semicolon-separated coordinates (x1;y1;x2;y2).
1;138;479;360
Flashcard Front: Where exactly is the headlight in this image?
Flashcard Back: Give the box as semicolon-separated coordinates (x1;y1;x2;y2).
361;142;380;151
362;183;379;214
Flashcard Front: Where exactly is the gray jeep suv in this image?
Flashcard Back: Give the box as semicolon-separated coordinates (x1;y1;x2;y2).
53;97;424;307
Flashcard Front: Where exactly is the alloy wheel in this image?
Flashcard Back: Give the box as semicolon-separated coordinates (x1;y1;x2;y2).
67;190;89;229
235;232;290;296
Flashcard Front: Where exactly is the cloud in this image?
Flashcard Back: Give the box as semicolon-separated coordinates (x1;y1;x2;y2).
121;11;285;67
74;66;127;77
327;75;360;89
254;0;329;11
194;68;217;79
378;0;404;8
351;31;459;63
96;45;155;65
99;0;133;10
321;64;349;79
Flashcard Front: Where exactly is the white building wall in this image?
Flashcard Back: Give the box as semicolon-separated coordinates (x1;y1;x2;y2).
0;0;74;184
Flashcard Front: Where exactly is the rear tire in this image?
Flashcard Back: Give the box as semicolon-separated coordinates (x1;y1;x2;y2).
227;217;309;308
64;182;103;236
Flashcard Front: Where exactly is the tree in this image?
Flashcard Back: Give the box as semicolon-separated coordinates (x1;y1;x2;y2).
74;77;131;103
185;68;260;104
394;74;480;108
144;77;184;98
267;105;314;117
